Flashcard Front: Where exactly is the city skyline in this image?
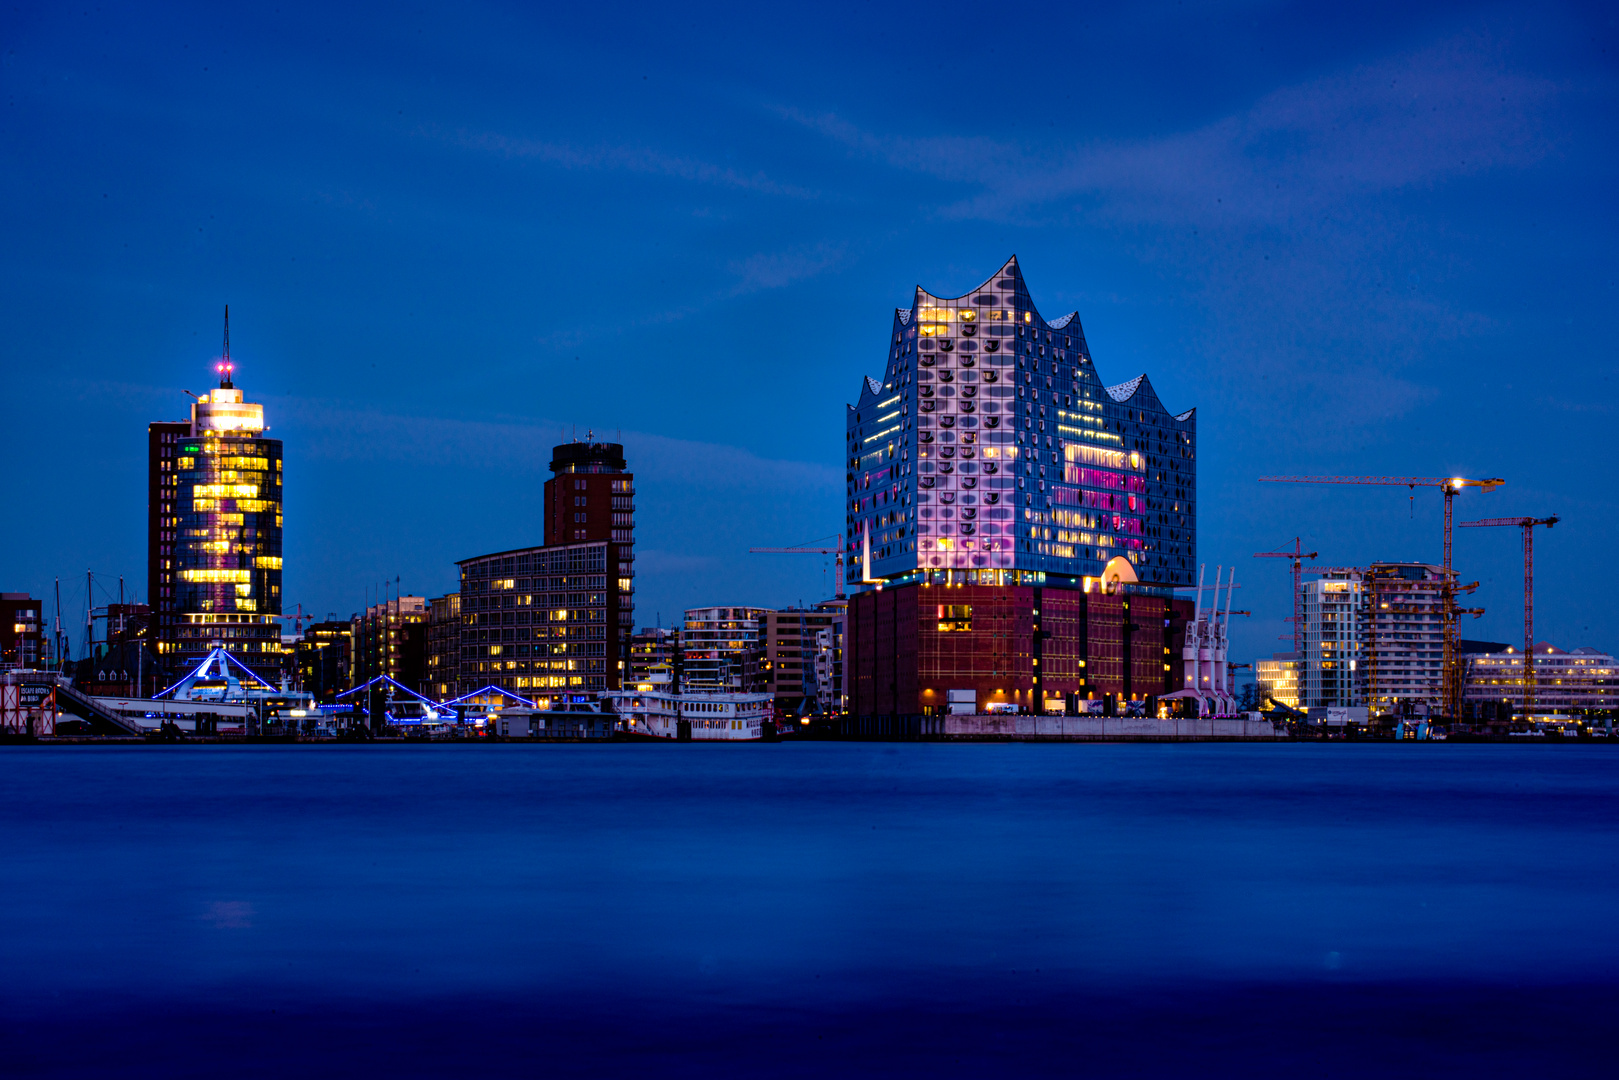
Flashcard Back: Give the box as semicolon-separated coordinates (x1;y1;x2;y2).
2;2;1614;665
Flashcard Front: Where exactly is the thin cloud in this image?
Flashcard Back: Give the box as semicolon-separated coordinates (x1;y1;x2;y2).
728;242;848;296
433;126;821;200
781;32;1559;225
271;396;840;493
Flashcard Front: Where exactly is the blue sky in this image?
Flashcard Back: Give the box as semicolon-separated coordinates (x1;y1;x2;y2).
2;0;1615;662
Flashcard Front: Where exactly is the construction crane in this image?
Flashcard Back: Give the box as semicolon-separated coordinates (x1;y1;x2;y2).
1458;515;1559;718
1253;538;1317;654
1258;475;1505;720
748;539;845;600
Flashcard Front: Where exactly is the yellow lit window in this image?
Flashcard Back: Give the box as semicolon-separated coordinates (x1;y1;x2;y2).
179;569;251;583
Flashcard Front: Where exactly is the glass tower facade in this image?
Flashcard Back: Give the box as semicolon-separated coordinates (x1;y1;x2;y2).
847;256;1195;589
151;370;284;683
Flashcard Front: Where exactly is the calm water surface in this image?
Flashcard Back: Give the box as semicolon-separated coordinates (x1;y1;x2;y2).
2;742;1615;1077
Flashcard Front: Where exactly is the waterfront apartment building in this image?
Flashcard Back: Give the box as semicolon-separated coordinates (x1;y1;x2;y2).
424;593;460;700
1462;641;1619;715
1;593;44;669
682;607;770;693
147;323;284;684
1359;563;1445;715
294;620;353;702
1270;563;1444;717
628;626;681;691
1256;653;1302;710
457;540;625;697
543;439;635;678
763;606;840;716
350;597;427;688
844;257;1197;722
812;598;847;714
1302;572;1365;708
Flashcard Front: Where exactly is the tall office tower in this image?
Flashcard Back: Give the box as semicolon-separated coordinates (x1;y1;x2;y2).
543;438;635;677
148;313;284;684
844;257;1197;725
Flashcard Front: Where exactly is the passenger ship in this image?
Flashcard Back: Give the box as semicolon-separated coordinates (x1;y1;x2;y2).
599;690;773;741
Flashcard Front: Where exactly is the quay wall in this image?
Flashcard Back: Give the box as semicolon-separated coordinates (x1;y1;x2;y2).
828;713;1283;740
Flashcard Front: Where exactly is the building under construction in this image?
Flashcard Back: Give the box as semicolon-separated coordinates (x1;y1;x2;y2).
1277;562;1458;717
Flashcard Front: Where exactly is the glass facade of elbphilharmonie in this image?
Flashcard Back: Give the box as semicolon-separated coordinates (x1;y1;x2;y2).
846;256;1196;591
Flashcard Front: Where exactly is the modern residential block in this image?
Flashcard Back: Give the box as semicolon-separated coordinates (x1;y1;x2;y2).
457;540;625;697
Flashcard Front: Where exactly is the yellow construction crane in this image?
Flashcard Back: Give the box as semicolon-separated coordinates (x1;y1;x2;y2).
1458;515;1559;718
748;538;845;600
1253;538;1317;654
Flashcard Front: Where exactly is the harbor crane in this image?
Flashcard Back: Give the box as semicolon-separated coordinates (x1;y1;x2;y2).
1458;515;1559;717
1253;538;1317;654
1258;475;1505;719
748;538;845;600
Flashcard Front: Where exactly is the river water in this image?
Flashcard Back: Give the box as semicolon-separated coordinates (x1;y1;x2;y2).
2;742;1615;1076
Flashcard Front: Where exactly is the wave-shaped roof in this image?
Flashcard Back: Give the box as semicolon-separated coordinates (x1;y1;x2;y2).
849;256;1194;426
1105;375;1146;402
914;254;1031;306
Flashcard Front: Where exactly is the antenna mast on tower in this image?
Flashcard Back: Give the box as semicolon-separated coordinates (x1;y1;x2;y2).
219;305;234;388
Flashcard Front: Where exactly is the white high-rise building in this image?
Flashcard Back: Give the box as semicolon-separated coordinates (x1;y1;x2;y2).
1302;572;1364;708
